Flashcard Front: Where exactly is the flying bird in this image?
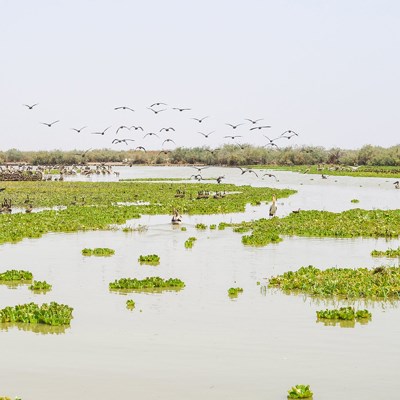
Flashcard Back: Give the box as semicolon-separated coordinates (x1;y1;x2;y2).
226;123;244;129
191;165;209;172
245;118;263;124
172;107;191;112
71;126;87;133
135;146;147;152
148;107;167;114
192;116;209;123
158;150;171;155
114;106;135;112
130;126;144;131
250;125;272;131
160;127;175;132
75;148;92;157
198;131;214;138
190;174;203;181
41;120;59;127
112;138;135;145
263;135;283;145
115;125;130;134
224;135;242;140
280;130;299;139
23;103;39;109
262;173;278;181
162;138;176;145
91;126;111;135
143;132;160;138
150;102;167;107
216;176;225;184
236;167;258;177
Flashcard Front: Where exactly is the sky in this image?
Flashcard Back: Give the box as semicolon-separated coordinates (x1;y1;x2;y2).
1;0;399;151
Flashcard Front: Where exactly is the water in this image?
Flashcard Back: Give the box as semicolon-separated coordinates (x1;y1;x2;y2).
1;166;400;400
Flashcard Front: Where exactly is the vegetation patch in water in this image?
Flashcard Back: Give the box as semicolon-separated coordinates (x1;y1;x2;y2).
29;280;52;292
371;247;400;258
0;270;33;283
126;299;135;309
138;254;160;265
228;287;243;297
82;247;115;256
109;277;185;291
316;307;371;321
287;384;313;399
195;223;207;230
268;265;400;300
184;237;197;248
351;199;360;203
209;224;216;230
0;302;73;326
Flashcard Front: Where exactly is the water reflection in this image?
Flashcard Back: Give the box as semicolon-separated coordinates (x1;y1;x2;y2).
0;322;69;335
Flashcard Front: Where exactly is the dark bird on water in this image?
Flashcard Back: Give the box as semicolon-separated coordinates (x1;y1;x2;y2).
114;106;135;112
23;103;39;109
41;120;59;127
71;126;87;133
226;123;244;129
91;126;111;135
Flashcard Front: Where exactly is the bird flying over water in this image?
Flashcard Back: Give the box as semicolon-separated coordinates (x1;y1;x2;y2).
236;167;258;177
71;126;87;133
23;103;39;109
41;120;59;127
262;173;278;181
190;165;209;172
114;106;135;112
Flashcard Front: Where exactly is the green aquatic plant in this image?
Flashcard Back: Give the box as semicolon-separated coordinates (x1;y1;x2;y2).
0;270;33;282
351;199;360;203
184;237;197;248
228;287;243;297
371;247;400;258
181;226;187;231
195;223;207;230
109;277;185;291
316;307;371;321
0;302;73;326
138;254;160;265
82;247;115;256
269;265;400;300
287;384;313;399
218;222;228;230
29;280;52;292
126;299;135;309
209;224;216;230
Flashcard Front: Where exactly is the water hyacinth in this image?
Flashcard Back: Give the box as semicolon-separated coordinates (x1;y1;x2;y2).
371;247;400;258
29;280;52;292
228;287;243;297
138;254;160;265
109;277;185;291
82;248;115;256
0;270;33;282
287;384;313;399
316;307;371;321
184;237;197;248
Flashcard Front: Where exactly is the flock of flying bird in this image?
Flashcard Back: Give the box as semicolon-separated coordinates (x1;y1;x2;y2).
22;102;300;156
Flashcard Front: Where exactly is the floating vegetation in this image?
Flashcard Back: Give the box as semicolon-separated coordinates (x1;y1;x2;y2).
231;208;400;246
228;287;244;297
316;307;371;321
0;302;73;326
218;222;228;230
126;299;135;309
138;254;160;265
29;280;52;292
181;226;187;231
351;199;360;203
287;384;313;399
122;224;148;233
195;223;207;230
0;270;33;283
184;237;197;248
109;277;185;291
371;247;400;258
269;265;400;300
209;224;216;230
82;248;115;257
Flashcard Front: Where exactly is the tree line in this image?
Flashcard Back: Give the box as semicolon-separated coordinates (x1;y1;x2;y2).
1;144;399;166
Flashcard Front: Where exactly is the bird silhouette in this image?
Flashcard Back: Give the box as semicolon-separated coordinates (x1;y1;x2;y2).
190;174;203;181
130;126;144;131
236;167;258;177
224;135;242;140
41;120;59;127
162;138;176;146
192;116;209;123
158;150;171;156
191;165;209;172
226;123;244;129
143;132;160;138
150;102;167;107
269;195;277;217
23;103;39;109
172;107;191;112
280;130;299;139
216;176;225;183
135;146;147;152
148;107;167;114
160;127;175;132
263;135;283;146
91;126;111;135
115;125;130;134
75;148;92;157
112;138;135;145
115;106;135;112
198;131;215;138
262;173;278;181
250;125;272;131
245;118;263;124
71;126;87;133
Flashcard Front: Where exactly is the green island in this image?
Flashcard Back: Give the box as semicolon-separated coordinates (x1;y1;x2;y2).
0;270;33;283
82;247;115;256
316;307;371;321
109;277;185;291
29;280;52;292
371;247;400;258
287;384;313;399
0;302;73;326
268;265;400;300
138;254;160;265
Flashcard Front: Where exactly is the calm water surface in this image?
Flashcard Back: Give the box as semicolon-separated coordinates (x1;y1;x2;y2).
1;167;400;399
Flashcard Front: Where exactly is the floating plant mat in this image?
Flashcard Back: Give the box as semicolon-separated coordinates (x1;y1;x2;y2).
371;247;400;258
0;270;33;285
230;208;400;246
268;265;400;300
109;277;185;292
82;248;115;256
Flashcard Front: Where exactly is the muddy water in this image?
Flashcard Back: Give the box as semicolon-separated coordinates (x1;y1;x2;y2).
1;167;400;400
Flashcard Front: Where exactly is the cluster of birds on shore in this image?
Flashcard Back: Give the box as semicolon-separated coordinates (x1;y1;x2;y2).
22;102;300;156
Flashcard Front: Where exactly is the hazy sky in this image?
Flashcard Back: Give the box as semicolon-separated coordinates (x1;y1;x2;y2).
1;0;399;151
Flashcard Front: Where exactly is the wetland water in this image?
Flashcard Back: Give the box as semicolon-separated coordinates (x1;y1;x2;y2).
1;167;400;399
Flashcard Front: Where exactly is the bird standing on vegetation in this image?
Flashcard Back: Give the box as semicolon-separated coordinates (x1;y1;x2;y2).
269;194;277;217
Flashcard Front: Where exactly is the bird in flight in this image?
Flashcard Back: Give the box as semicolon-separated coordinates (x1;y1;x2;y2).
41;120;59;127
192;116;209;123
190;174;203;181
114;106;135;112
135;146;147;152
75;148;92;157
158;150;171;155
205;148;220;155
263;135;283;145
250;125;271;131
23;103;39;109
172;107;191;112
91;126;111;135
148;107;167;114
190;165;209;173
236;143;247;150
115;125;130;134
226;123;244;129
160;127;175;132
150;102;167;107
71;126;87;133
224;135;242;140
143;132;160;138
245;118;263;124
162;138;176;146
280;130;299;139
216;176;225;184
112;138;135;145
130;126;144;131
237;167;259;177
262;173;278;181
198;131;214;138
